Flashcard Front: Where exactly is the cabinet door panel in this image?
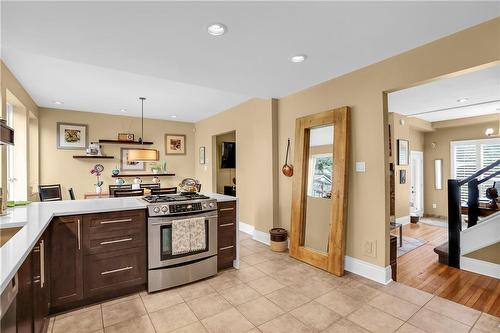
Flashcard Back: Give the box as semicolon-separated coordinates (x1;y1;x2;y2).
16;253;33;333
50;215;83;306
33;231;50;333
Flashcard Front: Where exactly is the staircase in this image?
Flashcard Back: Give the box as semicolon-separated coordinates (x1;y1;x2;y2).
436;158;500;276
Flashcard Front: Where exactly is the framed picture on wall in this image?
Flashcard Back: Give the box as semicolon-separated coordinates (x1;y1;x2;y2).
400;169;407;184
120;148;145;171
56;122;88;149
199;146;206;164
165;134;186;155
397;139;409;165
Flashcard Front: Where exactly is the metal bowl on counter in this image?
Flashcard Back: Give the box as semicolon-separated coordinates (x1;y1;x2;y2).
179;178;201;193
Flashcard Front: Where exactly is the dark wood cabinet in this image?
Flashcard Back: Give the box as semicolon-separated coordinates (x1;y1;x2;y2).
32;231;50;333
390;235;397;282
50;215;84;307
217;201;237;270
16;252;33;333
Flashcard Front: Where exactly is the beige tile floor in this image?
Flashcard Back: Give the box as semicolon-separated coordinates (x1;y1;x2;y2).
47;232;500;333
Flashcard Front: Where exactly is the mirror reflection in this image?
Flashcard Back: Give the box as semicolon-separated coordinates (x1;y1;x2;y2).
303;124;334;253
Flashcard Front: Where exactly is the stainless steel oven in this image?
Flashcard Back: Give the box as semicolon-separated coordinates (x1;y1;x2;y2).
148;210;218;269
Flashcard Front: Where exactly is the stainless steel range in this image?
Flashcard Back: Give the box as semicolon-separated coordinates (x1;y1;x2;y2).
144;193;218;292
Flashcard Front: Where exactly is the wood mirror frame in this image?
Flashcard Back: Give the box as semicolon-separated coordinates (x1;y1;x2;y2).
289;106;350;276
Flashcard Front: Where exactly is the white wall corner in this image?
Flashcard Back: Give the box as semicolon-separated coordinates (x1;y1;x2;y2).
344;256;393;285
460;256;500;279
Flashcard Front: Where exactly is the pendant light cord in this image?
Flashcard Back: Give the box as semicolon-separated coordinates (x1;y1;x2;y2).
140;97;146;144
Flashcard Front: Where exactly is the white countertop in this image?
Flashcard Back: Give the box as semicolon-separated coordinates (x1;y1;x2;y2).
0;193;237;293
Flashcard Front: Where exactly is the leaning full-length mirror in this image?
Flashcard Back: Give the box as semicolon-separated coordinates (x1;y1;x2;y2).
304;125;334;254
290;107;349;276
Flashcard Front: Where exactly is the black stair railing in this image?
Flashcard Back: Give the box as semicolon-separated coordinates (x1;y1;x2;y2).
447;159;500;268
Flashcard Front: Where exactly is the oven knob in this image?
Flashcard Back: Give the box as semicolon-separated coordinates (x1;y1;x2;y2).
209;202;215;208
161;205;168;213
202;203;207;209
153;207;160;213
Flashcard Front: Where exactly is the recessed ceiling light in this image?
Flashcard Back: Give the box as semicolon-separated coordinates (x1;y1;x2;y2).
120;108;127;113
290;54;307;63
170;115;177;119
53;101;64;105
207;23;227;36
457;98;468;103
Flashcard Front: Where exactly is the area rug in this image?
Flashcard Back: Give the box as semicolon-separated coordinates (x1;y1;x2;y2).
397;236;427;257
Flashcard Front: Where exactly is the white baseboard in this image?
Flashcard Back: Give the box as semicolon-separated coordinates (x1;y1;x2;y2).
239;221;254;235
396;215;411;225
238;222;391;284
460;256;500;279
238;221;270;245
344;256;393;285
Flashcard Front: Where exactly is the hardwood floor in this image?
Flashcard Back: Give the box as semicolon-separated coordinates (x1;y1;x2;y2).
393;222;500;317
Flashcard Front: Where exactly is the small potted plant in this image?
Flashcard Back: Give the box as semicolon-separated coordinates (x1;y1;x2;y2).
150;162;162;174
90;164;104;194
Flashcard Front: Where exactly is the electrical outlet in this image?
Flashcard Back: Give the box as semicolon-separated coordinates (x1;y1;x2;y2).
363;240;377;258
432;203;437;209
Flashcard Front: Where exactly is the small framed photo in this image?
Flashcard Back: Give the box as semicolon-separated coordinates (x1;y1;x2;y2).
165;134;186;155
120;148;145;171
400;169;407;184
199;146;206;164
118;133;134;141
57;122;88;149
397;139;409;166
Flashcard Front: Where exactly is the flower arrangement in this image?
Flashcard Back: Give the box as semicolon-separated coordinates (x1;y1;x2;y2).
90;164;104;193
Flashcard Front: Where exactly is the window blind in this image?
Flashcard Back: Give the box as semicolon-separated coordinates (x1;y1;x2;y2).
452;139;500;203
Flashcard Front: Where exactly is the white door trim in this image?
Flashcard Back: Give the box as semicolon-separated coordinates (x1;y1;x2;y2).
410;150;424;217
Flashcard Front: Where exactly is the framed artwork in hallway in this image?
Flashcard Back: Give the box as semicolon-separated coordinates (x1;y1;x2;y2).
397;139;409;165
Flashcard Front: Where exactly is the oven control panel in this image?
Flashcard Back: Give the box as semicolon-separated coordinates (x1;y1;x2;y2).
147;199;217;216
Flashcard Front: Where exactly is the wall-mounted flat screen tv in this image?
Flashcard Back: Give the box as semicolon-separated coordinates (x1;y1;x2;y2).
221;142;236;169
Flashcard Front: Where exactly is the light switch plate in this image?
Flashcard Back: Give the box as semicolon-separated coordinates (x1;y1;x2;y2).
356;162;366;173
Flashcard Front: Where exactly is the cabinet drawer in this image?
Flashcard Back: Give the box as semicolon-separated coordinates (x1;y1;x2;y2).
218;223;236;249
84;210;146;234
217;201;236;220
86;227;145;255
84;247;146;298
217;246;235;270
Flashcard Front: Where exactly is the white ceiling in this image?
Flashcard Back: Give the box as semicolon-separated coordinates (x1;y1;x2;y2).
1;1;499;122
388;65;500;122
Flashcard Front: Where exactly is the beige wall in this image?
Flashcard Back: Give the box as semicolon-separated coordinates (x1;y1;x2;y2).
39;108;195;199
194;98;278;232
423;115;499;217
278;18;500;267
215;131;236;194
388;113;427;219
0;61;39;203
464;242;500;264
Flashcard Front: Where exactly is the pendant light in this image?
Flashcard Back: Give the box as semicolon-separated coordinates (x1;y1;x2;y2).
127;97;159;162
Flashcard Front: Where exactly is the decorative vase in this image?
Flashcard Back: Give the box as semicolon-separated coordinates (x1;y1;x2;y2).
95;186;102;194
152;169;159;174
152;176;160;184
115;178;125;185
112;166;120;176
134;177;142;184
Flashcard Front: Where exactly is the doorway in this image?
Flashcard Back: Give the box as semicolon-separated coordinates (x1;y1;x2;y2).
409;151;423;217
214;131;236;197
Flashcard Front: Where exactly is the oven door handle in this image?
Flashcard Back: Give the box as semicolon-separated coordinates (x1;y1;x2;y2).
150;218;212;226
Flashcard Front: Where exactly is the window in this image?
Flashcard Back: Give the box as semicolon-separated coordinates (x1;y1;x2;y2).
6;103;15;201
451;138;500;202
307;153;333;198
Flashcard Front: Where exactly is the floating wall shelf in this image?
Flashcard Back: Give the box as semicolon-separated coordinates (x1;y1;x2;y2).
111;173;175;178
73;155;115;159
98;139;154;145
